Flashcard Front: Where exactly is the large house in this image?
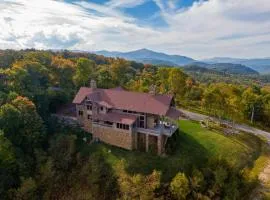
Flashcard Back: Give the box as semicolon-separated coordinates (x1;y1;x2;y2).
72;80;181;154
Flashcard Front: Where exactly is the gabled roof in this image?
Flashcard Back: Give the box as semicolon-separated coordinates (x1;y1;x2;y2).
73;87;173;116
165;107;181;120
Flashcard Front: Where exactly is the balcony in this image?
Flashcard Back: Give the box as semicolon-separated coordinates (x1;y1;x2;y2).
137;121;178;136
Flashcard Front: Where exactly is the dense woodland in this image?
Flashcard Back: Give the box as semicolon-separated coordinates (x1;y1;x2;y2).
0;49;270;199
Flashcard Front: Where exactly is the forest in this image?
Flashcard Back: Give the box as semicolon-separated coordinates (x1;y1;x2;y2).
0;49;270;199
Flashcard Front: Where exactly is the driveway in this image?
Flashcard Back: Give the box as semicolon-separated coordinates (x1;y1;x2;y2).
179;109;270;142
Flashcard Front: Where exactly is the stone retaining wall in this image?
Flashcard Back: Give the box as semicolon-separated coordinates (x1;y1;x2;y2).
92;124;134;150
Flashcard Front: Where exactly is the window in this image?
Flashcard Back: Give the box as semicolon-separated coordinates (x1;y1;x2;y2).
100;106;103;111
139;115;145;128
116;123;129;130
87;115;92;120
87;105;92;110
104;121;113;126
124;124;129;130
78;110;83;116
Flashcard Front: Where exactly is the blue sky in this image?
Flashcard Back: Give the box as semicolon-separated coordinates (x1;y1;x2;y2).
0;0;270;59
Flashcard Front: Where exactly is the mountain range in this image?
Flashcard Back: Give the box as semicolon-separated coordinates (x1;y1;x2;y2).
203;57;270;74
94;48;270;75
95;48;195;66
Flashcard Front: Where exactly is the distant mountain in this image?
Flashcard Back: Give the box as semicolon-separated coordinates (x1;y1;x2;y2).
184;63;259;75
94;49;261;75
95;48;195;66
203;57;270;74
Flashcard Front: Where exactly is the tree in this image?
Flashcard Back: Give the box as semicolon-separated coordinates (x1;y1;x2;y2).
49;134;77;171
0;131;19;199
11;96;46;150
117;160;161;200
111;58;133;86
170;172;190;200
242;88;263;123
157;68;170;93
14;178;38;200
73;58;96;87
202;87;226;120
168;68;187;103
8;61;50;96
97;66;114;88
82;153;118;200
0;104;21;139
50;56;75;90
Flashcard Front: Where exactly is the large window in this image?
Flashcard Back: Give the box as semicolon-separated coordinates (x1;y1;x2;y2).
117;123;129;130
78;110;83;116
139;115;145;128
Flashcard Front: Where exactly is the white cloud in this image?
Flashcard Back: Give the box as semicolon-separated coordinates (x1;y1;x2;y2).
0;0;270;59
106;0;149;8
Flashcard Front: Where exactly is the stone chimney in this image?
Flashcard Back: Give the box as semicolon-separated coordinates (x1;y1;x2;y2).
149;84;157;95
90;79;97;89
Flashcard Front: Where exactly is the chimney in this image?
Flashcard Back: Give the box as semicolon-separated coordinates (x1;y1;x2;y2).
90;79;97;89
149;84;157;95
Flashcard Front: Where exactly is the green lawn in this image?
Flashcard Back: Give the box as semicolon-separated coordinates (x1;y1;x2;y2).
80;120;264;182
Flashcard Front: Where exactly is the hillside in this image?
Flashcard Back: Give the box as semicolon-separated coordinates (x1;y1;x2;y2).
203;57;270;74
184;62;259;75
1;49;270;199
207;63;259;75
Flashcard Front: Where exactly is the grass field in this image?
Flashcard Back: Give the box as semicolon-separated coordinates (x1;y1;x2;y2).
80;120;265;182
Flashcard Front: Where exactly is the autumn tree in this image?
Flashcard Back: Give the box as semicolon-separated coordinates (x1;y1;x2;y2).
116;160;161;200
73;58;96;87
170;172;190;200
168;68;188;103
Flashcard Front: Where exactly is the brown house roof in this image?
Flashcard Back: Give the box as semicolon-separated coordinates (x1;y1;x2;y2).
73;87;174;116
165;107;181;120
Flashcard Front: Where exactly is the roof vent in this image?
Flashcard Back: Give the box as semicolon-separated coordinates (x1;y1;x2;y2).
90;79;97;89
149;85;157;95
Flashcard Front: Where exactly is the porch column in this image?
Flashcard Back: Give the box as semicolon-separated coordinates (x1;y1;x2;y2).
146;134;149;152
157;135;162;155
134;132;138;150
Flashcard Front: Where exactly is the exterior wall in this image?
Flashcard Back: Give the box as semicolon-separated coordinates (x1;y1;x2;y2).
76;104;85;124
148;135;158;154
75;103;169;155
92;124;133;150
146;114;155;129
137;132;146;151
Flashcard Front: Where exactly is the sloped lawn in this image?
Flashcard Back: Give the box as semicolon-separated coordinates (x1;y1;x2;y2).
80;120;264;181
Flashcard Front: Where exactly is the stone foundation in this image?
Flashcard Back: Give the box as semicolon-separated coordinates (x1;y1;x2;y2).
92;124;133;150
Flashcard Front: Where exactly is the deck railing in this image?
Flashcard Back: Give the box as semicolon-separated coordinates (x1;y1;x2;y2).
137;124;178;136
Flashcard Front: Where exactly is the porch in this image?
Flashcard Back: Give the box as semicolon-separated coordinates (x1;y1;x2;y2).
137;121;178;136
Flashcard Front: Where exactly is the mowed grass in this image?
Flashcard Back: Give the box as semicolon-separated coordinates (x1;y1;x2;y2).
80;120;264;181
178;120;260;169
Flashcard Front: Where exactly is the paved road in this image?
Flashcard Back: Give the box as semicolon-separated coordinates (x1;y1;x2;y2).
179;109;270;143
